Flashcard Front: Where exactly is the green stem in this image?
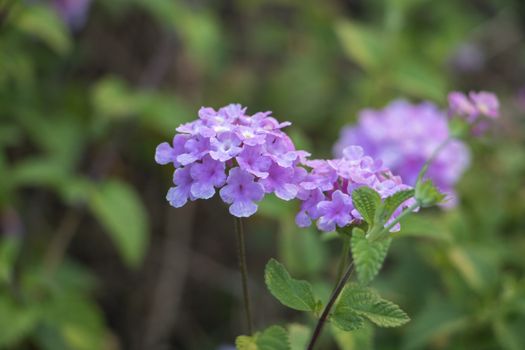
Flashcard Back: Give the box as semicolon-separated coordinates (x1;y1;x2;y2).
335;234;351;285
417;137;452;183
234;217;254;334
307;261;355;350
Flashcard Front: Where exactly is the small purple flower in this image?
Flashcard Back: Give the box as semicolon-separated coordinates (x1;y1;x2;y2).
469;91;499;119
236;145;272;178
333;100;470;204
220;167;265;217
448;91;500;121
296;188;324;227
167;166;195;208
189;156;226;199
210;132;242;162
316;190;354;232
259;163;298;200
448;92;478;121
156;103;309;217
53;0;92;29
155;134;187;166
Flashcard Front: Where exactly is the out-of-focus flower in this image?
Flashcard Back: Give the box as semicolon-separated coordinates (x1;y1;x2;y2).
448;91;500;121
155;104;309;218
516;86;525;111
333;101;470;206
52;0;92;29
449;43;485;73
296;145;414;232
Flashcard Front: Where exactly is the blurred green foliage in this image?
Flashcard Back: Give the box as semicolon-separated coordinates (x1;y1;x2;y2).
0;0;524;349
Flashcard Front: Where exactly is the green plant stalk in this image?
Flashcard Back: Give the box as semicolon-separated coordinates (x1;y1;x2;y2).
335;234;351;285
234;217;254;334
307;261;355;350
417;137;452;183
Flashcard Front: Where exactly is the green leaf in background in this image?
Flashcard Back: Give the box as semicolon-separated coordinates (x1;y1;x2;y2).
264;259;318;312
14;4;72;55
287;324;310;350
333;286;409;329
0;296;40;347
331;322;374;350
351;228;391;285
88;180;148;268
335;20;386;72
236;325;290;350
351;187;381;226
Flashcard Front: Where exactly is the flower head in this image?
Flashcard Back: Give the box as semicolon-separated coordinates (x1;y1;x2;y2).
297;145;414;232
155;104;307;217
334;100;470;205
448;91;500;121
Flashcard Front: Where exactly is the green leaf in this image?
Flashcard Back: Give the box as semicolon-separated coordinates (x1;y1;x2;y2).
88;180;149;268
334;287;409;329
15;5;72;55
331;308;364;331
236;325;290;350
351;228;391;285
287;324;310;350
335;20;386;71
380;189;415;223
264;259;317;312
415;179;446;207
351;187;381;225
331;322;374;350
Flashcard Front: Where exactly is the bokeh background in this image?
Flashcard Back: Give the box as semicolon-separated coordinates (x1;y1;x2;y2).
1;0;525;349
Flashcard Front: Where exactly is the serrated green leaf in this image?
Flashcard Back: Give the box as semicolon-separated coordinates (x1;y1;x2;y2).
380;189;415;223
335;286;409;329
351;187;381;225
351;228;391;285
331;308;364;331
354;299;410;327
88;180;148;268
236;326;290;350
264;259;317;312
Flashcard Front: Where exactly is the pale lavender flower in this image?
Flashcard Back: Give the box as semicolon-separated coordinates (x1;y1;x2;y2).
316;190;354;232
210;132;242;162
189;156;226;199
156;103;308;217
167;167;195;208
448;91;500;121
220;167;265;217
236;145;271;178
334;100;470;205
297;145;414;232
258;163;298;200
469;91;499;119
155;134;187;166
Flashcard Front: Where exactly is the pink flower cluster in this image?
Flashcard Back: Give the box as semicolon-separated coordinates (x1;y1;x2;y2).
155;104;309;217
448;91;499;122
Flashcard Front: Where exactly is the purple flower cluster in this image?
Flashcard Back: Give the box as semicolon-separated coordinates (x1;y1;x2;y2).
155;104;309;218
295;145;414;232
333;100;470;205
448;91;500;122
52;0;92;29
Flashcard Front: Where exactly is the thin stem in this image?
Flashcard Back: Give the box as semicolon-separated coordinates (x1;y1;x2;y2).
43;210;82;274
417;137;452;183
335;234;351;285
234;217;254;334
380;202;419;237
307;261;354;350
